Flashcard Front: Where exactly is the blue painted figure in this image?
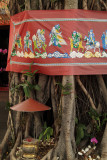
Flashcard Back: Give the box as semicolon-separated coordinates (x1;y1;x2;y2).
101;30;107;51
24;31;33;53
88;29;95;45
84;29;100;52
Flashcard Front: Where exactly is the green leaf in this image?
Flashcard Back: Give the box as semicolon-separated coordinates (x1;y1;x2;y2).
56;83;64;89
44;122;47;129
62;91;71;95
32;70;39;75
23;86;30;98
33;85;41;91
64;83;72;89
23;72;33;77
75;117;78;124
5;102;11;111
29;62;34;71
22;69;31;72
47;134;50;141
76;126;85;145
79;124;86;130
39;132;44;140
43;127;49;135
43;135;47;141
50;128;53;136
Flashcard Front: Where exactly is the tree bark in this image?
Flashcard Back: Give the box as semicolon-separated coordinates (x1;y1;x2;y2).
25;0;31;10
101;123;107;160
62;75;75;160
97;75;107;106
0;127;11;159
7;131;22;160
51;77;58;120
97;75;107;159
64;0;78;9
83;0;88;10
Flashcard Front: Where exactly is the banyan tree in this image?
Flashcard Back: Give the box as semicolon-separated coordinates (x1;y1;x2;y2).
0;0;107;160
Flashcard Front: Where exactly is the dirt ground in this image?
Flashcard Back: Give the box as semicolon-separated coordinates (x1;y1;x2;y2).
0;91;9;143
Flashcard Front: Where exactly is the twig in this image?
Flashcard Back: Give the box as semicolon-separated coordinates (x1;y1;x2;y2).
76;75;97;111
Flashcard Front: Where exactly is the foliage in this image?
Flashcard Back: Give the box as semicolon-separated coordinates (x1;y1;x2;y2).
5;101;11;111
88;108;107;133
75;108;107;146
39;122;53;141
75;108;107;145
22;62;38;77
75;118;86;145
56;82;72;95
11;63;40;98
11;79;40;99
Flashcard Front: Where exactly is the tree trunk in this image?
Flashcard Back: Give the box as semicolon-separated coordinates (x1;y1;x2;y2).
61;76;76;160
41;0;78;159
101;123;107;160
97;75;107;159
1;1;107;160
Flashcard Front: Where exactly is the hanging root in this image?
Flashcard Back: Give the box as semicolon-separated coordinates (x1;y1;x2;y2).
24;113;32;138
76;75;97;111
0;127;11;159
7;131;22;160
41;149;53;160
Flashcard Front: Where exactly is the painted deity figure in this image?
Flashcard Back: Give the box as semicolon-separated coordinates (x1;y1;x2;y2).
49;24;67;47
12;33;22;54
24;31;33;53
32;29;47;52
69;31;84;52
84;29;100;52
72;31;80;48
88;29;95;45
101;30;107;51
15;34;22;48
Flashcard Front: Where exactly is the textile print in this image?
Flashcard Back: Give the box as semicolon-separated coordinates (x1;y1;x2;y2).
6;9;107;75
